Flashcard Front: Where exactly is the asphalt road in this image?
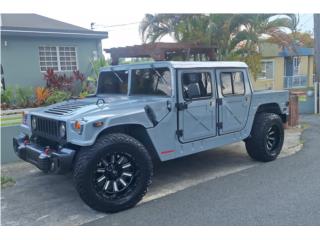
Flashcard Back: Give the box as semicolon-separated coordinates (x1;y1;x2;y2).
86;115;320;226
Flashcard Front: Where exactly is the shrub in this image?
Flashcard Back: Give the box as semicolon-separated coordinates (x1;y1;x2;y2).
35;87;51;106
43;69;86;94
16;87;34;108
45;90;71;105
1;86;14;105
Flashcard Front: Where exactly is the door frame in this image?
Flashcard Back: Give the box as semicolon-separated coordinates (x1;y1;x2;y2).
215;67;253;135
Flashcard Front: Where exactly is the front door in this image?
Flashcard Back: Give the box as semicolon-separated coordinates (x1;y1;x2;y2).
177;70;217;142
216;69;251;134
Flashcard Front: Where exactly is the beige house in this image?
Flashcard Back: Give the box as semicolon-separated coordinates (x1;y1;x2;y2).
252;43;314;91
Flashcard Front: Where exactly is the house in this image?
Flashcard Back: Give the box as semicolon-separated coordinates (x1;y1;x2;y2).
0;14;108;87
253;42;314;91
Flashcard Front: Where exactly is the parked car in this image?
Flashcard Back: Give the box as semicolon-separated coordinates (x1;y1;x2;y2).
13;61;289;213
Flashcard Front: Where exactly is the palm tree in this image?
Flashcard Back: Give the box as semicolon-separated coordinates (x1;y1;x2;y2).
139;14;299;78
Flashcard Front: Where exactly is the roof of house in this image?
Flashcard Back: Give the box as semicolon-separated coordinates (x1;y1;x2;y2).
0;13;108;39
260;42;314;57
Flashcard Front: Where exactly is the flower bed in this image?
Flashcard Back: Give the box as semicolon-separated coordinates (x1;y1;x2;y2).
1;69;94;111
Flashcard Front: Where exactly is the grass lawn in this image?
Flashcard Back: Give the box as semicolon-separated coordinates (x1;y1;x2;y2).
0;115;22;127
1;175;16;188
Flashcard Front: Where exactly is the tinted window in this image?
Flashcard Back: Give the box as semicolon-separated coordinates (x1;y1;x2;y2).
220;71;245;96
97;70;128;94
182;72;212;100
131;68;171;96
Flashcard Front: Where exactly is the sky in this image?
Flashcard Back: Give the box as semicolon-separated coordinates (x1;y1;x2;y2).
1;0;317;59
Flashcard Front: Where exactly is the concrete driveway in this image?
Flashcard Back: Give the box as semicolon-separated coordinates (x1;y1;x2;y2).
1;124;303;226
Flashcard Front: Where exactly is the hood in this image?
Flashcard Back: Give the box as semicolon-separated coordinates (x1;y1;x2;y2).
33;95;171;120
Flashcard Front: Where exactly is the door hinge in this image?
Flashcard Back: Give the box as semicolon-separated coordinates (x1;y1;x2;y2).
216;98;223;106
175;102;188;111
176;129;183;137
217;122;223;129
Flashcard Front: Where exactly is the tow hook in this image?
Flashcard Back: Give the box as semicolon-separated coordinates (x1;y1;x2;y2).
23;135;30;145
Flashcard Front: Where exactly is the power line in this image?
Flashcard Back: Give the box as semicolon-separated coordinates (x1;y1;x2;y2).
91;21;140;29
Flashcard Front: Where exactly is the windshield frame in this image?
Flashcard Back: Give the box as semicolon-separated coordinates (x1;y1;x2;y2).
96;63;174;97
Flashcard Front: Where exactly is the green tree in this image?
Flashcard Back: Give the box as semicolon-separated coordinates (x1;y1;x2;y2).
140;14;298;79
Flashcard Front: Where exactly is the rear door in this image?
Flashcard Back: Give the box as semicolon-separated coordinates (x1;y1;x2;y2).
216;69;251;134
177;69;217;142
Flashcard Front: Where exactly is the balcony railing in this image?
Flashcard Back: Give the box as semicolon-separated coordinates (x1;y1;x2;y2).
283;75;308;89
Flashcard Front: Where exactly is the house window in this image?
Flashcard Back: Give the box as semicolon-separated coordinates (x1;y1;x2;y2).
293;56;300;75
39;46;78;72
258;60;274;80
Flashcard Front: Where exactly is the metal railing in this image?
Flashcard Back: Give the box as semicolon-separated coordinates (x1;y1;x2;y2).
283;75;308;89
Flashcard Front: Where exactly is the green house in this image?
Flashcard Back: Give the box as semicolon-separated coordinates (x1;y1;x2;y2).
0;13;108;88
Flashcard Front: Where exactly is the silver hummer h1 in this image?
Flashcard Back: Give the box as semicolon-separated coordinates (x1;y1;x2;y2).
13;61;289;213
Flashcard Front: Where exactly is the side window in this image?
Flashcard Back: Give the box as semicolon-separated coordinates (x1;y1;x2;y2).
221;73;233;95
233;72;245;95
220;71;245;96
182;72;212;100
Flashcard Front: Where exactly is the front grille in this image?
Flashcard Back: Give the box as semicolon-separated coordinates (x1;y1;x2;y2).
32;116;64;141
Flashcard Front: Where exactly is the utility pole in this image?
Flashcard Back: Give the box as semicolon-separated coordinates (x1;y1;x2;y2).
314;14;320;113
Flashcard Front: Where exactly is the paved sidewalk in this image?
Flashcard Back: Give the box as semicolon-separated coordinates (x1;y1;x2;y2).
1;125;304;225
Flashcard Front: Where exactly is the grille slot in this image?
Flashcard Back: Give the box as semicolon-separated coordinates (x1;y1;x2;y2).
44;102;91;115
33;116;63;140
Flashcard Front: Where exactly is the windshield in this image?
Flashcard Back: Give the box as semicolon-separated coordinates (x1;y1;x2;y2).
131;67;172;96
97;70;128;94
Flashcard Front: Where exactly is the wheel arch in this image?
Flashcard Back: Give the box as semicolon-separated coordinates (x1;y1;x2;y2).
96;124;160;162
255;103;287;123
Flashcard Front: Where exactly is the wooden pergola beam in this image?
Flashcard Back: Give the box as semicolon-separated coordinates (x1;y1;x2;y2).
105;42;217;65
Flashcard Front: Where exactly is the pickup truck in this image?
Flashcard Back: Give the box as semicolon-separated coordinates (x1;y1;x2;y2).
13;61;289;213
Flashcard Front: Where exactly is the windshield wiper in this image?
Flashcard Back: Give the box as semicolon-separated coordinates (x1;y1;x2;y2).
110;67;124;83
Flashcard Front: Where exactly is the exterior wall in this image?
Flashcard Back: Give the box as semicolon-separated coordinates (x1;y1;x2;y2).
299;56;309;76
273;57;285;90
252;57;284;90
1;36;103;87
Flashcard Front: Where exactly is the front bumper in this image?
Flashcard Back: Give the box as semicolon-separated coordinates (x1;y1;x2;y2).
13;134;75;173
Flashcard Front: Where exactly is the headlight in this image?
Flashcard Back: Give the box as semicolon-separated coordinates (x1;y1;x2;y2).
31;116;37;130
59;122;66;138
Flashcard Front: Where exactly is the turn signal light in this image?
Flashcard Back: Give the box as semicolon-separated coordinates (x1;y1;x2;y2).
74;121;81;129
93;121;104;127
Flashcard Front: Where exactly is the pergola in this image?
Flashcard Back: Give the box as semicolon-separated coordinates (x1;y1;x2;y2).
105;42;217;65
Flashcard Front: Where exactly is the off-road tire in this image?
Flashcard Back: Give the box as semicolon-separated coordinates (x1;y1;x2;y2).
245;112;284;162
73;133;153;213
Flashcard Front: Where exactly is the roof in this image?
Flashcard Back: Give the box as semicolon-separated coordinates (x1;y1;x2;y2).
279;47;314;57
260;42;314;57
0;13;108;39
101;61;248;71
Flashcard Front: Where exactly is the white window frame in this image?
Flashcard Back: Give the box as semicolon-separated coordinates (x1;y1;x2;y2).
38;46;79;72
257;59;275;81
